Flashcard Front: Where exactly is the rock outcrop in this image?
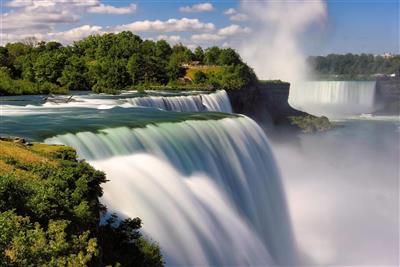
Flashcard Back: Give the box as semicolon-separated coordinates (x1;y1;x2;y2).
227;82;305;125
374;77;400;115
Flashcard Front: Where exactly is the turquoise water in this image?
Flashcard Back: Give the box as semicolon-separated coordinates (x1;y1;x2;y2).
1;90;398;266
0;91;296;266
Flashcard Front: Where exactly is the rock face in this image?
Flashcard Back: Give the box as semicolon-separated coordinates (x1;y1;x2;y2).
374;77;400;115
227;82;305;125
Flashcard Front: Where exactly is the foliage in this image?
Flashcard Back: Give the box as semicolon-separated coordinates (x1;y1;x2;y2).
0;32;257;95
100;214;163;267
193;71;207;84
289;115;333;133
309;53;400;79
0;140;163;266
0;69;67;96
59;55;90;91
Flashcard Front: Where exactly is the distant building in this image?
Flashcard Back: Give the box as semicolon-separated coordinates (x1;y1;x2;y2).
373;52;396;59
382;52;394;59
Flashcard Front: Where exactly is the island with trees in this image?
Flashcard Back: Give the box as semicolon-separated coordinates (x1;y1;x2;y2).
0;32;257;96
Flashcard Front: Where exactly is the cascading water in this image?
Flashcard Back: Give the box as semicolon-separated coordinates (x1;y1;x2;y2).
289;81;377;117
45;117;297;266
0;90;232;114
125;90;232;113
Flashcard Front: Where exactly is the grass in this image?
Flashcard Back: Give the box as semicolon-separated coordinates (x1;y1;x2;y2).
185;65;225;81
0;139;77;177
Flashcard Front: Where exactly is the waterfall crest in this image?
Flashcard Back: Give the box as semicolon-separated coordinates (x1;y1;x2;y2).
126;90;232;113
46;116;297;266
289;81;376;117
0;90;232;113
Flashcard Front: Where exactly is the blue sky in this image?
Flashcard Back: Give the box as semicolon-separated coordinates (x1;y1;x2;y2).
1;0;399;55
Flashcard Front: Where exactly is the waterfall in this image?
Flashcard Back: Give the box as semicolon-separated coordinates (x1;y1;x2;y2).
289;81;377;117
126;90;232;113
7;90;232;113
46;116;297;266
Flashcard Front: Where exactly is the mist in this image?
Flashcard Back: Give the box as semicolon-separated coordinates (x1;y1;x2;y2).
238;0;326;82
270;121;399;266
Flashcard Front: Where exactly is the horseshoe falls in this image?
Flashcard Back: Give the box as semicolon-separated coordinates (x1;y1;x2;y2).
44;116;297;266
289;81;377;117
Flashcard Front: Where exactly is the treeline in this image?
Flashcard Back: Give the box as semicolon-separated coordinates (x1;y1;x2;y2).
0;140;163;266
308;53;400;79
0;32;256;95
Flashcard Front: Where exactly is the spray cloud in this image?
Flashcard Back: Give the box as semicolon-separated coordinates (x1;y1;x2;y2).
238;0;327;82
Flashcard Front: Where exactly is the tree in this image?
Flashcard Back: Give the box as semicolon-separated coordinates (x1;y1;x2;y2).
218;48;241;65
59;55;90;90
127;54;145;85
167;53;185;81
155;40;172;61
33;51;67;84
0;141;163;266
100;214;163;267
90;57;130;92
0;31;262;94
194;46;204;63
193;71;207;84
45;41;63;51
204;46;221;65
22;36;40;47
0;47;9;67
0;212;98;267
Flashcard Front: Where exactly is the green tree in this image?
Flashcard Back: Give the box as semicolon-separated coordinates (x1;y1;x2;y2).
33;51;67;84
0;47;9;67
167;53;185;81
59;55;90;91
155;40;172;61
194;46;204;63
90;57;130;92
204;46;221;65
193;71;207;84
218;48;241;65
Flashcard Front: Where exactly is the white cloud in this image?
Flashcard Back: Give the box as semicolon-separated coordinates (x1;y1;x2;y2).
88;3;137;14
0;32;46;45
179;3;214;13
218;25;251;36
157;35;182;43
3;9;79;34
3;0;96;35
224;8;237;15
3;0;138;36
48;25;104;42
223;7;248;22
191;33;225;42
113;18;215;33
230;13;248;22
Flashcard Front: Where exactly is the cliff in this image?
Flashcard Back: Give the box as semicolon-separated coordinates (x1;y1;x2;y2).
227;81;306;125
374;77;400;115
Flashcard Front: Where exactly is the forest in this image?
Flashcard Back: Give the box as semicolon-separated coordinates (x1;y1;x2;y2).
0;32;256;95
308;53;400;79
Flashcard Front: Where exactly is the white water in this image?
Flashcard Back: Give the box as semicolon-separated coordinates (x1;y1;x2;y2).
46;117;297;266
0;90;232;115
126;90;232;113
289;81;377;117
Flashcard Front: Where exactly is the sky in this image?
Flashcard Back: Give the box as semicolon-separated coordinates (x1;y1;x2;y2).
1;0;399;55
